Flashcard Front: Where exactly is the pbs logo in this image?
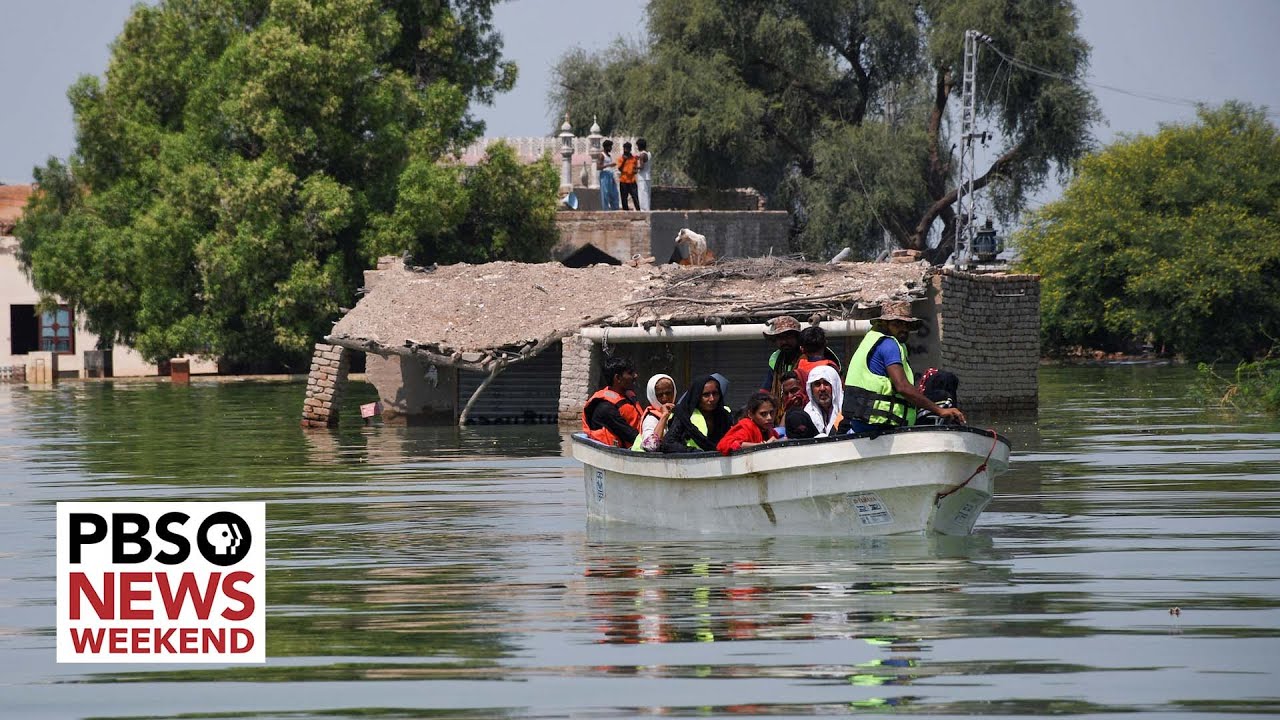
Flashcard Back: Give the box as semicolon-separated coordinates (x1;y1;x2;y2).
197;512;252;566
68;508;254;567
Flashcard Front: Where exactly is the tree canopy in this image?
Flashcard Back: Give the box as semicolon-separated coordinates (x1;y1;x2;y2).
551;0;1099;261
17;0;558;369
1016;103;1280;361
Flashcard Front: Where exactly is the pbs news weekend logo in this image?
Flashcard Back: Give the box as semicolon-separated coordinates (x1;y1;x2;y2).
57;502;265;663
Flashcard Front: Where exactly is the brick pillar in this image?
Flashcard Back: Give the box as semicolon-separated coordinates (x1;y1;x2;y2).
934;269;1041;410
169;358;191;384
301;343;351;428
558;334;599;425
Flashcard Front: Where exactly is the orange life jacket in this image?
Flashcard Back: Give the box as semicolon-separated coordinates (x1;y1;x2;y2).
796;356;839;388
581;388;643;447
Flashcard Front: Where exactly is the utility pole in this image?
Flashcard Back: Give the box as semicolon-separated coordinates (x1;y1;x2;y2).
953;30;990;268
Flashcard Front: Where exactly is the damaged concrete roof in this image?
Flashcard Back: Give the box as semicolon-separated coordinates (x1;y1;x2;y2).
328;257;932;372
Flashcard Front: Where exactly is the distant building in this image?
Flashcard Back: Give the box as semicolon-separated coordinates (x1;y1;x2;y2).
0;184;213;379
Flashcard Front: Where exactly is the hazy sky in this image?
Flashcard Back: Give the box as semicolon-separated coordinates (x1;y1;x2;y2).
2;0;1277;192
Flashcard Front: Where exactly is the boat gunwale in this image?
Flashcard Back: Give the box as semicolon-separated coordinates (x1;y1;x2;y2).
571;424;1010;460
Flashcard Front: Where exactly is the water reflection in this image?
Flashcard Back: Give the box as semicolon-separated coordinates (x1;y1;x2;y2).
572;533;1007;702
3;367;1280;718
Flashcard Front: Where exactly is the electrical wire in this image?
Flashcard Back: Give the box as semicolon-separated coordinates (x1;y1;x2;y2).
982;39;1280;120
850;157;895;241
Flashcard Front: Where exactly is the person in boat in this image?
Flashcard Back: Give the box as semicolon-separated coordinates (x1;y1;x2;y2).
775;369;806;433
631;373;677;451
842;301;967;432
582;356;643;447
803;364;844;437
795;325;842;387
659;374;733;453
760;315;802;398
710;372;732;413
913;367;961;425
783;407;818;440
717;391;780;454
778;370;805;410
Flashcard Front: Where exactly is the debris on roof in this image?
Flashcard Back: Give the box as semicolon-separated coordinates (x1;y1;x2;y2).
327;256;931;373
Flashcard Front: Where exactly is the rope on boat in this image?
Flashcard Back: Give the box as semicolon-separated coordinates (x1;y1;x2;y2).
934;428;999;504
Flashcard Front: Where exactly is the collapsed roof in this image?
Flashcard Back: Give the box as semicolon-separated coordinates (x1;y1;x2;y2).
327;256;932;374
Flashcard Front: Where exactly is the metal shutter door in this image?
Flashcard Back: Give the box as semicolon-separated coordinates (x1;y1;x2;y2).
456;345;562;423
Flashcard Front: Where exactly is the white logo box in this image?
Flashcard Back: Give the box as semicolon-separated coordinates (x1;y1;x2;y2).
56;502;266;663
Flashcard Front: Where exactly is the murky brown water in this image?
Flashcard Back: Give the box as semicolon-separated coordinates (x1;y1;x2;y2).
2;366;1279;717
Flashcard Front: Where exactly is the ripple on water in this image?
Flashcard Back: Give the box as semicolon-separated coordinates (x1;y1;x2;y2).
2;367;1280;718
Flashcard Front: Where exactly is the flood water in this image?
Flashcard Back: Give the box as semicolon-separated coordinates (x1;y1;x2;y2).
3;366;1279;718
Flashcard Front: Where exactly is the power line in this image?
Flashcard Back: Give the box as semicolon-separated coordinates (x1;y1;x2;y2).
850;157;894;240
982;39;1280;120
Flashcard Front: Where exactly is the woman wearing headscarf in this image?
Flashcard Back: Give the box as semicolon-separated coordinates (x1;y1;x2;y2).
631;373;676;451
803;364;845;438
659;374;732;453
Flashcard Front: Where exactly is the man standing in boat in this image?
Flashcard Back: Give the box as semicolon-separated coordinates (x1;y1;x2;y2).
582;357;644;447
843;301;967;432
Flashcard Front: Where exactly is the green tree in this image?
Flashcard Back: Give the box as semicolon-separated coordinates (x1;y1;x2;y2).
547;40;647;137
551;0;1098;261
16;0;560;369
1016;103;1280;361
364;141;560;264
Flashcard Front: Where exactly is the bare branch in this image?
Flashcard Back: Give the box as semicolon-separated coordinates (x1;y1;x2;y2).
913;143;1023;244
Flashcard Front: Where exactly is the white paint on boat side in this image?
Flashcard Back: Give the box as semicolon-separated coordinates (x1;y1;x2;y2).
572;427;1010;536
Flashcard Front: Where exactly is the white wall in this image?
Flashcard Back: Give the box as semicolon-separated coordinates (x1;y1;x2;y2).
1;236;214;377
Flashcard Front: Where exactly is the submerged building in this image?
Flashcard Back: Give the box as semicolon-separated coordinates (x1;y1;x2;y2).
303;255;1040;427
0;184;215;381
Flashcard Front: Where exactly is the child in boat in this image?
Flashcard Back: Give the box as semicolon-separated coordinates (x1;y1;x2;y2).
632;373;676;451
783;408;818;439
717;391;780;455
795;326;841;387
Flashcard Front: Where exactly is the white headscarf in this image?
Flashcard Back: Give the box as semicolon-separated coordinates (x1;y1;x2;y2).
646;373;675;408
803;365;844;437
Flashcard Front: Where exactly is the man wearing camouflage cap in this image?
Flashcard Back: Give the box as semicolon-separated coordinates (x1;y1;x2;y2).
760;315;802;398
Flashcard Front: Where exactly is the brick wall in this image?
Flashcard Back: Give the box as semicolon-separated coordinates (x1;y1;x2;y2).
302;343;351;427
933;269;1040;409
558;334;600;424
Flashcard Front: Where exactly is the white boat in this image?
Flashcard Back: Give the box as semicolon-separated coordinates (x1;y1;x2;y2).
571;426;1011;536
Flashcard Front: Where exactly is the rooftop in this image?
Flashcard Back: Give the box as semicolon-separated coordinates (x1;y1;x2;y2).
0;184;33;234
328;256;932;371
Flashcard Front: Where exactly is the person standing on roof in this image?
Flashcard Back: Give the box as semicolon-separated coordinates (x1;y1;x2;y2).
617;141;640;210
596;139;620;211
843;301;966;432
582;356;643;447
635;138;652;210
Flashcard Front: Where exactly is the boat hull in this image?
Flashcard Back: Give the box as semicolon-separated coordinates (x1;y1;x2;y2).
573;426;1009;536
